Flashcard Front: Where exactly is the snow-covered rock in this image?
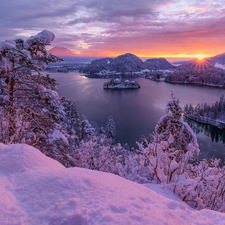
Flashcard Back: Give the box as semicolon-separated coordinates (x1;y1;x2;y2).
0;143;225;225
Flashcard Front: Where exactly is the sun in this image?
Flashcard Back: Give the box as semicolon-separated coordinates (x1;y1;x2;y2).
195;54;208;60
197;56;205;60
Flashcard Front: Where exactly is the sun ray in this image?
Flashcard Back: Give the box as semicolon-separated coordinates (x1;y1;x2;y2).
173;56;220;86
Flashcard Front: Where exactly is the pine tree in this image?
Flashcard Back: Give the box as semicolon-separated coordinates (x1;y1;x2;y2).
156;93;198;155
218;94;224;112
0;30;62;144
183;104;189;114
80;115;95;141
213;101;219;119
188;103;194;114
105;116;116;140
138;93;200;183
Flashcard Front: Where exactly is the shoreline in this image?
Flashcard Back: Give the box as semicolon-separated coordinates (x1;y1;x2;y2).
185;114;225;129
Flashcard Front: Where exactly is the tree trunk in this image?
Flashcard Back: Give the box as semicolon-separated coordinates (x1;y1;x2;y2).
8;76;15;137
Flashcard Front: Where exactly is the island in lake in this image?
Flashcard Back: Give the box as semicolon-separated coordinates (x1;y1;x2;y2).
103;78;141;89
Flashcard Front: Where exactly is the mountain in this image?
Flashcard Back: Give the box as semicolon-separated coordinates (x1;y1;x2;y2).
165;59;225;86
142;58;175;70
81;53;143;74
209;52;225;65
81;57;114;74
80;53;173;74
111;53;143;72
177;59;215;71
48;46;77;57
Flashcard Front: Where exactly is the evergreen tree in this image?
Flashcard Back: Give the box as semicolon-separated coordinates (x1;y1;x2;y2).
156;93;198;155
218;94;224;112
213;101;219;119
0;30;63;144
80;115;95;141
188;103;194;114
105;116;116;140
183;104;189;113
138;93;200;183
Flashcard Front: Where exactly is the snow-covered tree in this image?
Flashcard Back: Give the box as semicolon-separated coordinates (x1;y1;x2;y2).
184;94;225;125
80;115;95;141
137;93;200;183
0;30;63;145
134;94;225;212
105;116;116;141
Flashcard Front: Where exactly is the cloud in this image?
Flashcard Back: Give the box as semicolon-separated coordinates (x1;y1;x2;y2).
1;0;225;57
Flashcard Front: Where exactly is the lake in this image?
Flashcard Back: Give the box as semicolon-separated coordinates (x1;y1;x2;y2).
47;72;225;160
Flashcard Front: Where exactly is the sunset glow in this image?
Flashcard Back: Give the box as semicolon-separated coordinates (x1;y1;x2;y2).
196;55;207;60
1;0;225;58
197;56;205;60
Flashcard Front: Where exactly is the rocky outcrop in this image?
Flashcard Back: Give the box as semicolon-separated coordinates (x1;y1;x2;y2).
142;58;174;70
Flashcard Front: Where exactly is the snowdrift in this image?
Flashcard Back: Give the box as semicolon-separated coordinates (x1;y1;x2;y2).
0;144;224;225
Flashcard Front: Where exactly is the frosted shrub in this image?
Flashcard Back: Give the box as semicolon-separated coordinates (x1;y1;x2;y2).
136;93;225;212
172;157;225;212
73;137;122;173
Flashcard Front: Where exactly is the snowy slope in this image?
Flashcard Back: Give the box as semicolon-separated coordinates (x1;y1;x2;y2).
0;144;225;225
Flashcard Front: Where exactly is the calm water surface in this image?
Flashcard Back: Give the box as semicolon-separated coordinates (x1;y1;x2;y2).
48;72;225;160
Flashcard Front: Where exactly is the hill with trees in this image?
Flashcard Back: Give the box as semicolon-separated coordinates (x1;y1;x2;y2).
165;59;225;87
208;52;225;65
80;53;174;75
142;58;175;70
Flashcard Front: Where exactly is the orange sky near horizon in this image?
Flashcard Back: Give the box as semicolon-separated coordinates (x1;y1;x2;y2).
1;0;225;58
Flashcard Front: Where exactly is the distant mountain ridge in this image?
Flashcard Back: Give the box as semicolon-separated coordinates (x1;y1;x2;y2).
48;46;77;57
48;47;225;68
80;53;174;74
142;58;174;70
177;59;215;71
209;52;225;65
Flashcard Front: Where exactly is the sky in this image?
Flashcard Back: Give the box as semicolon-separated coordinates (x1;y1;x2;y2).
1;0;225;58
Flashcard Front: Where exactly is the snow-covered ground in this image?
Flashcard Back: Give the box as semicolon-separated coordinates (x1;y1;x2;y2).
215;63;225;70
0;144;225;225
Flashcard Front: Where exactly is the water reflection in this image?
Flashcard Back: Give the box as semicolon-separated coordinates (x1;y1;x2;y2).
46;72;225;160
185;118;225;144
185;118;225;161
